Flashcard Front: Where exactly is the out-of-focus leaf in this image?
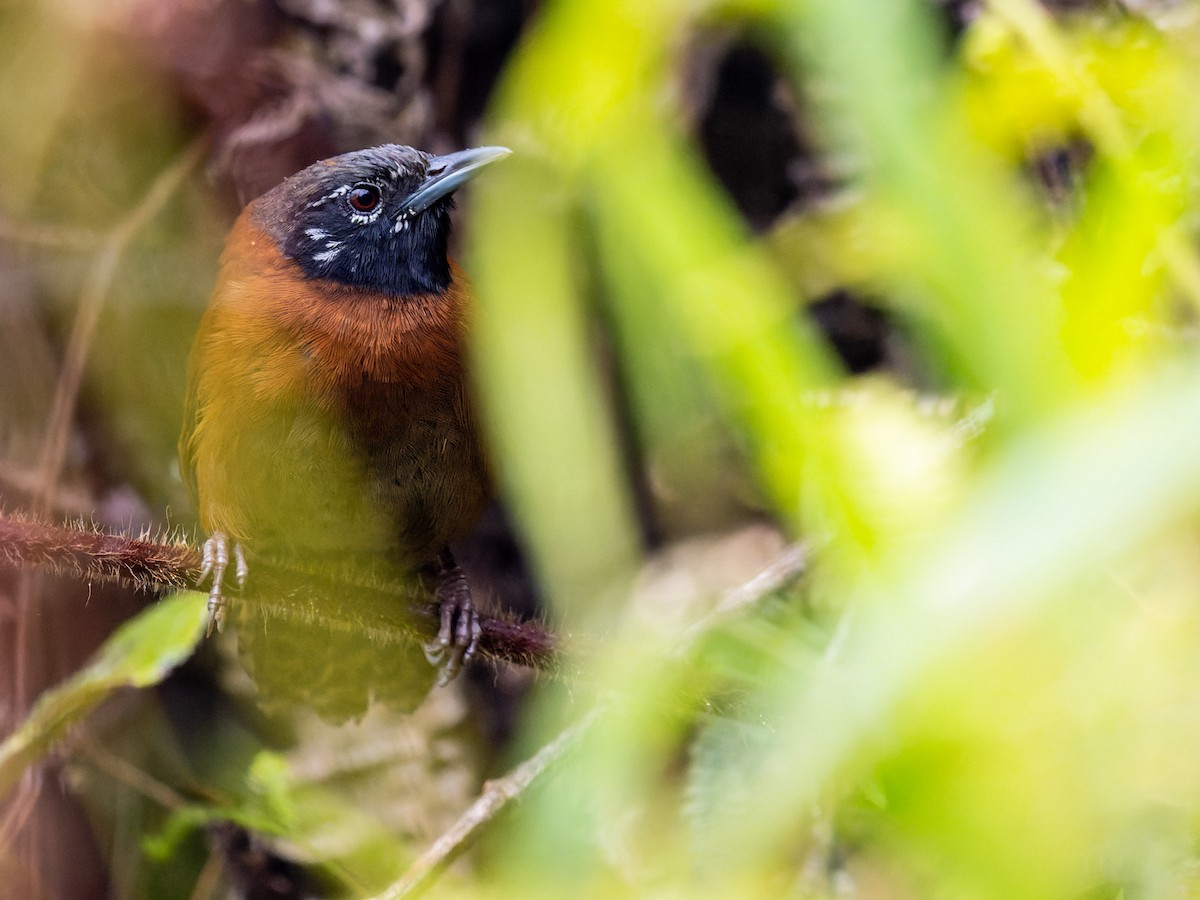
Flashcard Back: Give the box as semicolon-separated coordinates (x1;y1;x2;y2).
0;591;207;798
960;14;1080;155
145;744;412;895
470;148;642;618
782;0;1078;424
475;0;839;606
963;10;1198;384
703;359;1200;889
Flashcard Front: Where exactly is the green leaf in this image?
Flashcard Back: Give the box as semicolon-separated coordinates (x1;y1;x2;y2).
0;591;207;798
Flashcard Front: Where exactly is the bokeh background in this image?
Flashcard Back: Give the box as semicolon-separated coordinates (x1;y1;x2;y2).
7;0;1200;896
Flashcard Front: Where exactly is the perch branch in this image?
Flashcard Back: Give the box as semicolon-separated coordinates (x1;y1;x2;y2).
0;513;556;672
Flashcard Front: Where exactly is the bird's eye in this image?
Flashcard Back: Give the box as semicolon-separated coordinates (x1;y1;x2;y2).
348;183;381;213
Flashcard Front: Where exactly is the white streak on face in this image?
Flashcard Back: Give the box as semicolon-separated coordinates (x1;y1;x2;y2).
313;245;343;264
307;185;351;209
305;227;329;241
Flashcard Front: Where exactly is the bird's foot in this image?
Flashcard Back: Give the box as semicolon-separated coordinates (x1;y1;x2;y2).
198;532;247;636
423;550;481;686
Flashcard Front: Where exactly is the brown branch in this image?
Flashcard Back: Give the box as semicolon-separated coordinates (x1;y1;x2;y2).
0;513;557;673
0;514;199;593
1;508;809;895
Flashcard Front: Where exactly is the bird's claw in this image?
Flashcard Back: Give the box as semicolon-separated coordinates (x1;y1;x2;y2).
423;557;481;686
198;532;246;636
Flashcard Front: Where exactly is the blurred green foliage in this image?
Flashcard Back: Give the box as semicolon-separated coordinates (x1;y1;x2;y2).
10;0;1200;896
467;0;1200;897
0;591;207;799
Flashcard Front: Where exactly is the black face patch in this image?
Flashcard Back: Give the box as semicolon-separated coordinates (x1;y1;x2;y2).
253;145;455;298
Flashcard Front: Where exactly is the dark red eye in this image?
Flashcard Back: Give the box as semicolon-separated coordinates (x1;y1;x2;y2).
348;183;381;213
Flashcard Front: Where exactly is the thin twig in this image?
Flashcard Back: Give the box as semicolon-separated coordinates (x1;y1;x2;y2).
374;541;811;898
372;707;602;900
32;135;209;518
187;852;225;900
0;218;102;250
70;730;188;812
681;541;811;646
0;768;40;849
15;137;210;770
0;460;94;518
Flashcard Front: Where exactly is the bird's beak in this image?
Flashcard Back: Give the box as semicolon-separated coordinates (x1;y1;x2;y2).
403;146;512;215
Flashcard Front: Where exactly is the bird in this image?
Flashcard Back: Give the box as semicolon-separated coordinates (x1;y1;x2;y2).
179;143;510;691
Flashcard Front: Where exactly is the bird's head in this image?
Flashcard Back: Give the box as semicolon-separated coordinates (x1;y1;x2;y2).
249;144;510;298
